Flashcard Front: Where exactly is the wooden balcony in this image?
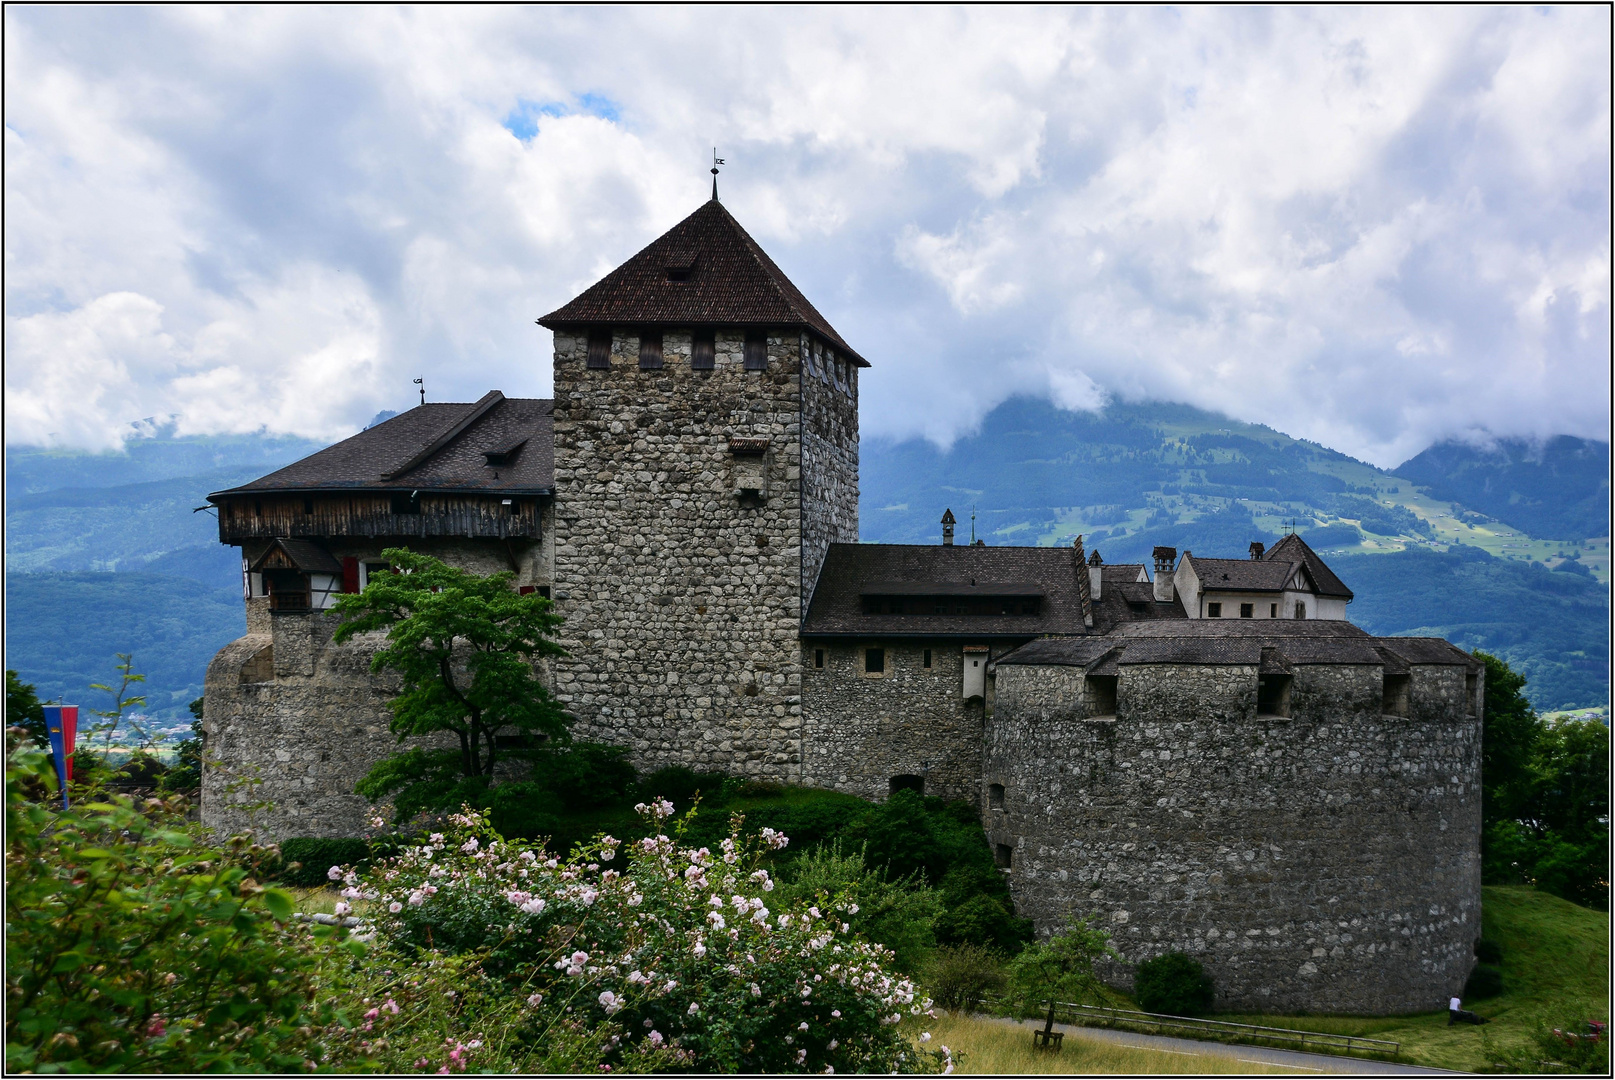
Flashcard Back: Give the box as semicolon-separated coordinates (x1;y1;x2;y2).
216;493;543;542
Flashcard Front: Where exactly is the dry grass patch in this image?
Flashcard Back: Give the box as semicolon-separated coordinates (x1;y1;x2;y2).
912;1013;1295;1074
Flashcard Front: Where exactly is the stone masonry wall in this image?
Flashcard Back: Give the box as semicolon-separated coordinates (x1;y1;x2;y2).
984;660;1483;1014
201;537;546;841
801;640;983;804
799;334;859;602
550;329;857;779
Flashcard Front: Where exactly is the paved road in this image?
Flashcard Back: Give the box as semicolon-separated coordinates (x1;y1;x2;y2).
986;1016;1467;1075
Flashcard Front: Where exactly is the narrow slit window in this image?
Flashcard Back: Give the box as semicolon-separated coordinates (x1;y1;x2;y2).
744;332;768;371
692;331;715;370
1270;603;1278;618
865;647;885;674
923;648;932;669
302;497;314;515
638;331;663;370
586;331;612;369
814;648;825;669
1294;601;1307;619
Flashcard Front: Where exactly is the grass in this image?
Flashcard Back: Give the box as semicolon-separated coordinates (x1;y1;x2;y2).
1213;885;1609;1072
909;1014;1296;1074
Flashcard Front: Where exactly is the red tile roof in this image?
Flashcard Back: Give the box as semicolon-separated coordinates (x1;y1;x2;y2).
538;198;868;366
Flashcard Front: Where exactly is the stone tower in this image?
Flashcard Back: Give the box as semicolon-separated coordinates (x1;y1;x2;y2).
538;197;863;779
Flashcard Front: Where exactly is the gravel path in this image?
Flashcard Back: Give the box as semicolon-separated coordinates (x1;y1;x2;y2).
986;1015;1467;1075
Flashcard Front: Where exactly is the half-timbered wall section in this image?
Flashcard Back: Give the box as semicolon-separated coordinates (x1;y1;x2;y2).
215;493;543;541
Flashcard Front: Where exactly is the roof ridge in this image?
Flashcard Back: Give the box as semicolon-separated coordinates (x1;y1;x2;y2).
382;391;506;481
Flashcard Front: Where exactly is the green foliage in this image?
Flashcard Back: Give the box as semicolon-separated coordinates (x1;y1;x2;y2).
336;549;570;808
1477;652;1609;909
1004;917;1119;1014
5;671;47;749
331;804;949;1073
639;764;729;808
1465;964;1504;1000
88;652;149;749
1132;951;1214;1016
273;837;376;888
924;945;1007;1010
776;842;944;974
1475;938;1503;965
4;744;344;1072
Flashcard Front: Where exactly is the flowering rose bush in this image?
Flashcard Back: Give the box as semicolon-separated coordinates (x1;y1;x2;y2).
332;801;950;1073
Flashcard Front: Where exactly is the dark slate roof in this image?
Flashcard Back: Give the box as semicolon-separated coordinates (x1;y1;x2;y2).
209;394;554;498
993;616;1473;669
1263;533;1353;599
1091;581;1188;632
1186;556;1300;593
1100;564;1149;584
538;199;868;366
803;543;1093;638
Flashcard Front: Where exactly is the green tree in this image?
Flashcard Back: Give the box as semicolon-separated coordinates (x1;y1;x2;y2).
332;549;569;819
5;671;46;750
1004;916;1119;1013
159;697;206;795
1477;651;1543;831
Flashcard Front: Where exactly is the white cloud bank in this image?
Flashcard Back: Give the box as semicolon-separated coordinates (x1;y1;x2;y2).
4;6;1608;465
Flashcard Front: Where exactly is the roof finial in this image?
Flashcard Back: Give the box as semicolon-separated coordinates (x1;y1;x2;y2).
711;147;725;200
413;377;424;406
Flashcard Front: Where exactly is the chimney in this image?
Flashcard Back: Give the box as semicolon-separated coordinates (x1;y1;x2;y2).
1087;547;1103;600
1249;541;1266;560
941;508;956;546
1152;546;1177;603
1072;535;1094;628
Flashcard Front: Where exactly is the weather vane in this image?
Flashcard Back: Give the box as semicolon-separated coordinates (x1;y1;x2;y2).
711;148;725;200
414;378;424;406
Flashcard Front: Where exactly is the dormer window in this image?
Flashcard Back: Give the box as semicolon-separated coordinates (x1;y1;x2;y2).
483;438;527;468
664;252;697;282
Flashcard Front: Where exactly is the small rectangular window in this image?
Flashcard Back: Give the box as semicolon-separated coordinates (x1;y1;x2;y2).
1294;601;1306;619
923;648;932;668
692;331;715;370
814;648;825;669
1240;603;1254;618
744;332;768;370
302;497;314;515
1270;603;1278;618
994;843;1013;870
1207;602;1222;618
865;647;885;674
390;494;421;515
586;331;612;369
638;331;663;369
988;783;1005;810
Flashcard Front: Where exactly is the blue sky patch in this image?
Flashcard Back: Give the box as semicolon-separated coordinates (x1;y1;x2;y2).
502;94;622;140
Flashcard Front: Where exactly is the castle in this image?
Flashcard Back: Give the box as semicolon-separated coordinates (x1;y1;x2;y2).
202;195;1483;1014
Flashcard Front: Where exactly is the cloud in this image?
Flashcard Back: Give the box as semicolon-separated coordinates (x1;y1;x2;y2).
3;6;1608;466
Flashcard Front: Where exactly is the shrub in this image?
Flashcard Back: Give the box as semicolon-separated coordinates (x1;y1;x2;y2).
1465;963;1504;1000
925;945;1007;1010
637;764;728;808
330;800;950;1073
273;837;375;888
1133;951;1214;1016
1475;938;1504;965
776;842;943;974
5;744;345;1072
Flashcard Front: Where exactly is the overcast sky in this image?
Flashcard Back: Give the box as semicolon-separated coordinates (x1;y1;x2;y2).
5;6;1609;466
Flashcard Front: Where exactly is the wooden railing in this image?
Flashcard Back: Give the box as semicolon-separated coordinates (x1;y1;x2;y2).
1043;1000;1401;1057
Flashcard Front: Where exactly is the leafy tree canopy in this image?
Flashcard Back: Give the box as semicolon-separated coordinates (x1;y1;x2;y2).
5;671;46;750
332;549;569;815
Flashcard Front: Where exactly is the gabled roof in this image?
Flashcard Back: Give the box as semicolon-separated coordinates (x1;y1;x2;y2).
803;543;1094;638
538;199;868;366
209;394;554;498
1263;533;1353;599
249;538;344;575
1186;556;1301;594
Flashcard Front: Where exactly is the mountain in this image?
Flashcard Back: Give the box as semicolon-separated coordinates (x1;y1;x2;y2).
4;401;1607;715
1396;435;1610;542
